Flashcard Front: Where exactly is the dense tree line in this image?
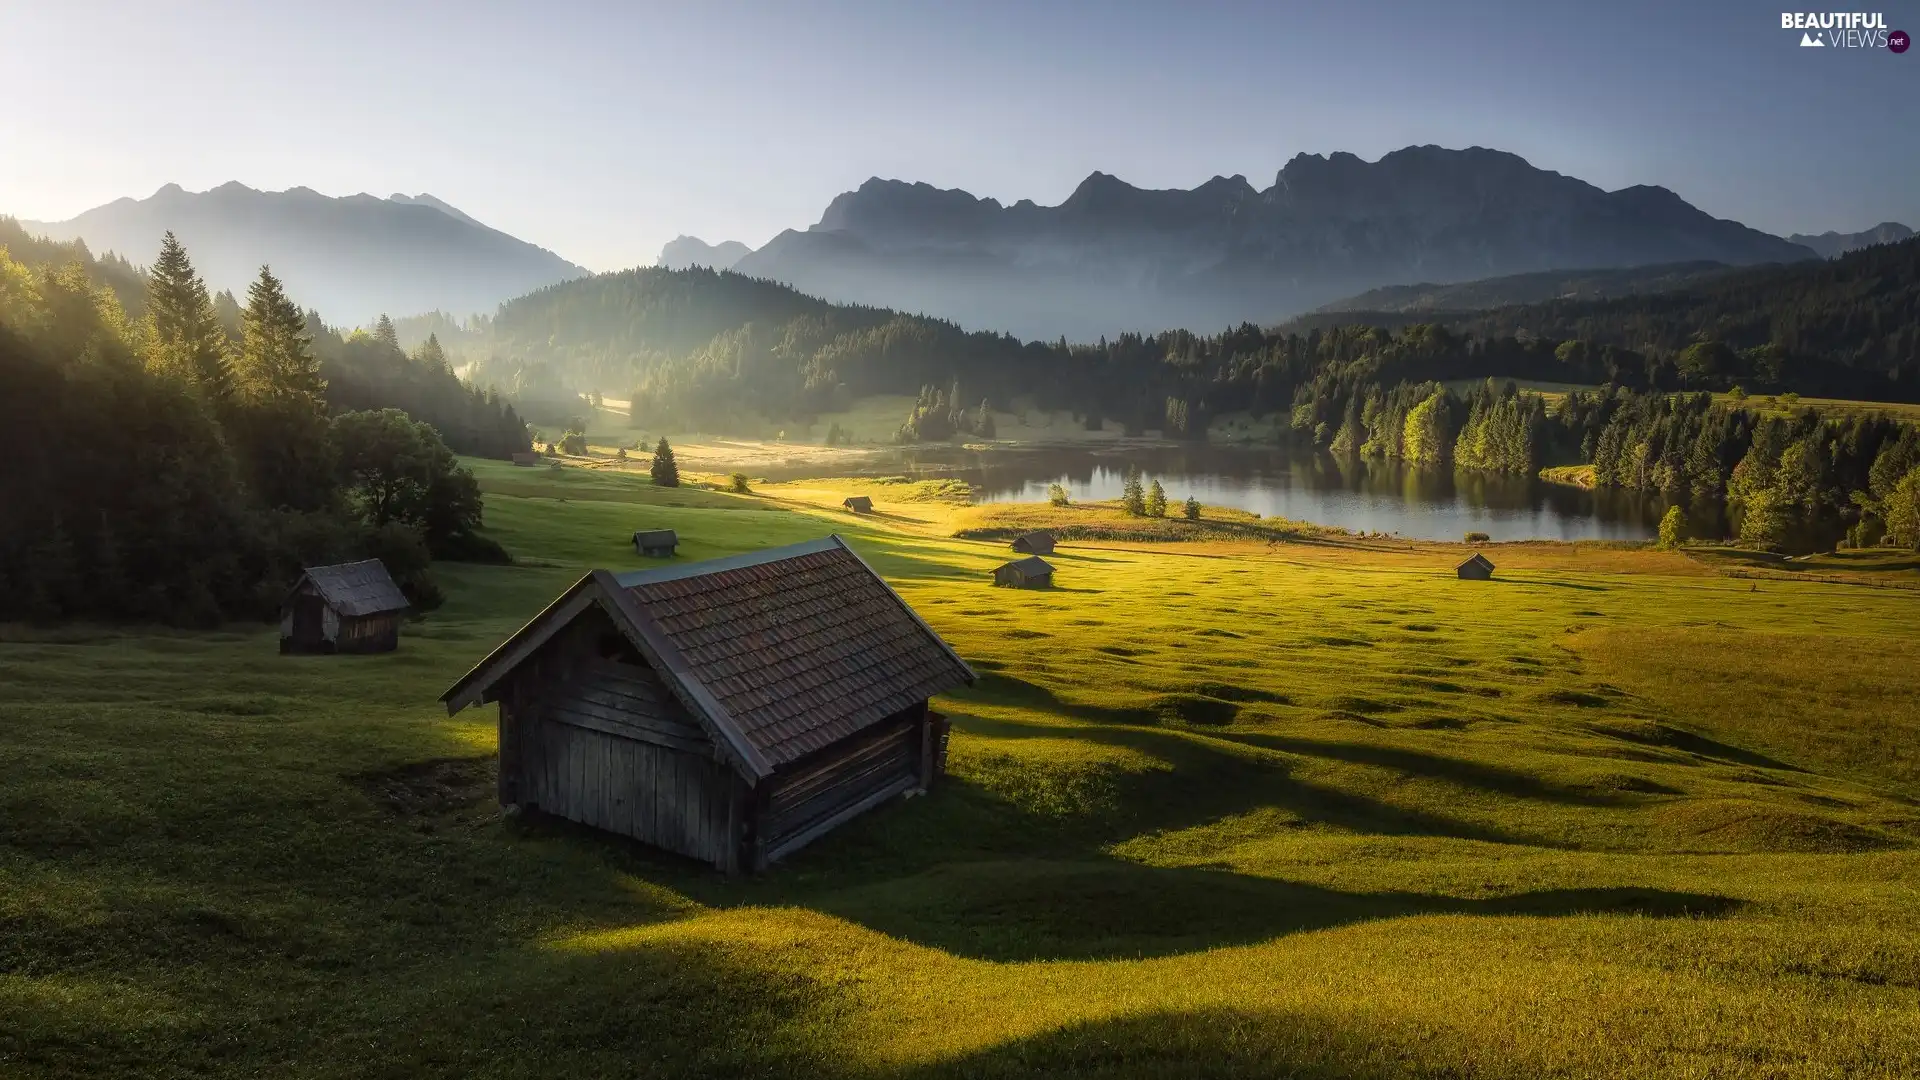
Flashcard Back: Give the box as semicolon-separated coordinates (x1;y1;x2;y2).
0;234;507;623
318;314;531;459
1285;373;1920;550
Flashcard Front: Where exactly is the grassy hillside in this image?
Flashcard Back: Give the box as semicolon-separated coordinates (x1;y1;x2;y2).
4;460;1919;1077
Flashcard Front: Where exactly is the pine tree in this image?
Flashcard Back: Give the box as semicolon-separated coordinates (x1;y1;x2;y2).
144;232;233;404
414;332;451;373
373;314;401;354
1121;466;1146;516
237;266;324;405
1183;495;1201;520
1145;478;1168;518
650;436;680;487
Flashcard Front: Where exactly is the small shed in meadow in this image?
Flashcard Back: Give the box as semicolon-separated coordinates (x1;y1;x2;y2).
281;559;409;654
1456;553;1495;580
632;529;678;558
512;451;542;467
1011;531;1056;555
993;555;1055;589
842;496;874;514
440;535;975;872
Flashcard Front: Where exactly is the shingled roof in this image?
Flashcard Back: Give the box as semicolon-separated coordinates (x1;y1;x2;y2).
1012;531;1056;554
297;560;408;617
1001;555;1055;576
440;536;975;778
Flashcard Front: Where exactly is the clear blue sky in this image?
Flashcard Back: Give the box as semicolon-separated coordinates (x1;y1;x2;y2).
3;0;1915;270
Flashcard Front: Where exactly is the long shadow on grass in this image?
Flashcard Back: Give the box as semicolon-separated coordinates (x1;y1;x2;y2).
1212;732;1627;807
1495;578;1611;592
806;858;1740;962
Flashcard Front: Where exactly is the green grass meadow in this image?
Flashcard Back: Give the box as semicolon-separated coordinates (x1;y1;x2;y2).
4;459;1919;1078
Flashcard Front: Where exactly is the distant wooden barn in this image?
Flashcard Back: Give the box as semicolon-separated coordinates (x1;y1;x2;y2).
281;560;409;654
1456;553;1495;580
511;451;543;467
842;496;874;514
993;555;1055;588
1011;531;1056;555
632;529;678;557
440;536;975;872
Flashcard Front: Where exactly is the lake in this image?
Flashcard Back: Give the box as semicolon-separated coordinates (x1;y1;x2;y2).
865;444;1684;542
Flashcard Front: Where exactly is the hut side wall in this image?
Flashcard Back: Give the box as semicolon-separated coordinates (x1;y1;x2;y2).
755;706;925;867
336;613;400;653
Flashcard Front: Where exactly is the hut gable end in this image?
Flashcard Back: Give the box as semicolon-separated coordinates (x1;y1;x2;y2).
1456;553;1496;580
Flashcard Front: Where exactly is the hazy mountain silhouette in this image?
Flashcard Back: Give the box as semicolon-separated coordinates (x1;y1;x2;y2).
732;145;1816;339
1314;261;1737;315
1786;222;1914;259
23;184;586;323
656;235;751;270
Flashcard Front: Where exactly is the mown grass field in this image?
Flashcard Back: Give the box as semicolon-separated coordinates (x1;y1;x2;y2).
4;459;1919;1078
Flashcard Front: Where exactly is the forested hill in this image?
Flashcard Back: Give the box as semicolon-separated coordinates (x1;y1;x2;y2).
462;238;1920;433
1282;238;1920;401
474;266;1047;420
0;218;528;459
1451;237;1920;397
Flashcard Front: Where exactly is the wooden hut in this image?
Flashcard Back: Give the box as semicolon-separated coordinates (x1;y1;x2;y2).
842;496;874;514
511;451;543;467
280;560;409;654
439;536;975;872
1456;553;1495;580
1011;531;1056;555
993;555;1055;588
632;529;678;558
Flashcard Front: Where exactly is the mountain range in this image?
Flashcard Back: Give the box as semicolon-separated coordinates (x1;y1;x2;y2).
1786;222;1916;260
712;146;1822;339
22;184;585;323
24;147;1913;342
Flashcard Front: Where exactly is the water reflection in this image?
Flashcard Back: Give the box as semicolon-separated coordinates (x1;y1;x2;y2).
855;445;1679;542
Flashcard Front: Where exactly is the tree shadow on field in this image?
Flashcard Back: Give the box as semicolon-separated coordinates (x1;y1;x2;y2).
945;680;1549;847
1213;732;1629;807
895;1004;1543;1080
769;708;1738;963
349;928;860;1078
1496;578;1611;592
807;856;1740;963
